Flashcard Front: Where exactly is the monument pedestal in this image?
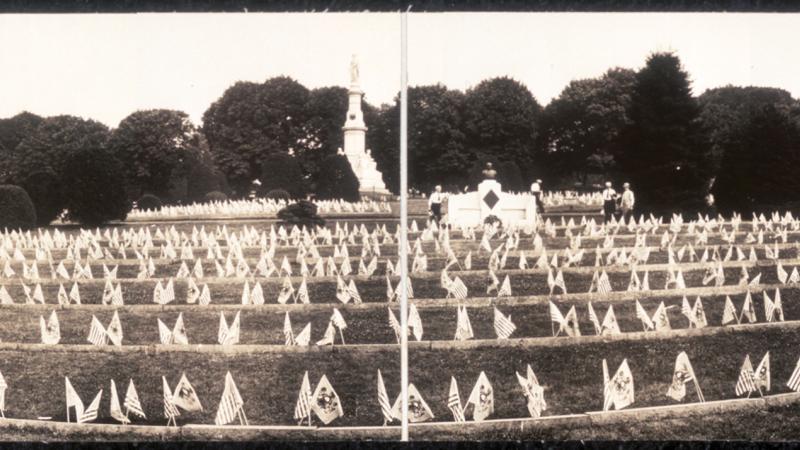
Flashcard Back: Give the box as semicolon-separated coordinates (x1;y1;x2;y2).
447;179;537;229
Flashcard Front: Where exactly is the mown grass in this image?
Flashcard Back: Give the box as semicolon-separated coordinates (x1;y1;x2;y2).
0;326;798;431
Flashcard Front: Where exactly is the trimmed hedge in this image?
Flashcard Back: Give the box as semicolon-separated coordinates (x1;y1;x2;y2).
204;191;228;203
315;154;359;202
265;189;291;201
277;200;325;228
137;194;162;211
0;185;36;229
259;153;304;199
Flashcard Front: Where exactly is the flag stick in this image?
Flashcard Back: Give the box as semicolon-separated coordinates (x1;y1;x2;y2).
693;380;705;403
398;6;410;443
339;328;346;346
66;405;70;423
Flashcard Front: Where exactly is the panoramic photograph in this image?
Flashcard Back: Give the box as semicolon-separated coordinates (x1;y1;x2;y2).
0;9;799;442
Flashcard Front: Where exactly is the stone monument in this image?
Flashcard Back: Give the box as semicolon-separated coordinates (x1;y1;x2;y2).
342;54;390;197
446;162;537;229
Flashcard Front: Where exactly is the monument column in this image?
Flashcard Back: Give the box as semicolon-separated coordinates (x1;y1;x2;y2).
342;54;390;197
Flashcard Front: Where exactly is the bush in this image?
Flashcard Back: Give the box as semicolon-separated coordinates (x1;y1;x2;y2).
259;153;305;198
20;170;62;226
277;200;325;228
265;189;291;201
137;194;162;211
0;185;36;230
204;191;228;203
62;148;130;226
315;154;360;202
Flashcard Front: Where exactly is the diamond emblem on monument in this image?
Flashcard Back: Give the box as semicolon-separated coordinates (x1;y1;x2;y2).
483;190;500;209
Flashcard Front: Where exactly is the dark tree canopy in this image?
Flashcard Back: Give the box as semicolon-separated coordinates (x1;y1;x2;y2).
367;103;399;194
614;52;710;213
12;115;110;184
699;86;797;172
714;104;800;213
0;112;43;181
0;185;36;230
463;77;542;181
61;147;130;225
108;109;201;199
202;77;311;194
259;152;305;199
315;154;360;202
539;68;636;184
20;170;61;225
371;85;467;193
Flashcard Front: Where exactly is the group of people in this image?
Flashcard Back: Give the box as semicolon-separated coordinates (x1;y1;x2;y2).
601;181;636;224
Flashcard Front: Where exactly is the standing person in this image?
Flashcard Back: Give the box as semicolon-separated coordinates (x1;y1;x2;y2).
620;182;635;223
602;181;617;224
429;185;445;226
530;179;544;214
704;193;717;218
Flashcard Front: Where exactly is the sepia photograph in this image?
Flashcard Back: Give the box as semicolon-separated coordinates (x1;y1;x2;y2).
0;5;799;443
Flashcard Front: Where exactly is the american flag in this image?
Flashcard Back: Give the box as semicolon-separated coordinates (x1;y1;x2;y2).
786;357;800;392
376;370;393;424
388;308;402;344
447;376;465;422
722;296;738;325
735;355;757;396
87;315;108;346
587;302;601;335
124;379;146;419
597;271;613;295
493;307;516;339
450;276;469;300
78;390;102;423
635;300;654;331
293;372;312;423
214;372;245;426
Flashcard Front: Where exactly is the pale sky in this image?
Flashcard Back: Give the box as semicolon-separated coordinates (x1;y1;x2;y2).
1;12;798;127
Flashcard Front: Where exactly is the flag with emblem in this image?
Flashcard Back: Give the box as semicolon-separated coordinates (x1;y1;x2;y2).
311;375;344;424
466;371;494;422
172;373;203;412
516;364;546;418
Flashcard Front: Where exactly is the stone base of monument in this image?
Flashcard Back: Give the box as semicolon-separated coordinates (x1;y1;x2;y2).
446;179;537;229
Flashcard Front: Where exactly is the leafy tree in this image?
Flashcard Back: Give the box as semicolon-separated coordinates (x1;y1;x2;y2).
12;115;110;183
462;77;542;182
369;85;466;193
714;104;800;213
539;68;636;184
259;153;304;198
368;103;400;194
698;86;797;172
61;147;130;225
20;170;62;225
315;154;360;202
11;115;111;219
202;77;311;194
108;109;201;199
300;86;349;181
0;112;43;181
614;52;710;213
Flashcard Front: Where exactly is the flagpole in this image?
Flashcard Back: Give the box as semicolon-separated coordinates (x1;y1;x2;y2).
399;6;411;443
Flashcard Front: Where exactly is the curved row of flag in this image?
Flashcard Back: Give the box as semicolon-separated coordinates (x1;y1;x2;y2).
0;348;796;426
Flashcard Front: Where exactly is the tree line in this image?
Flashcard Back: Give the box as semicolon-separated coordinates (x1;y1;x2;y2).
1;51;799;225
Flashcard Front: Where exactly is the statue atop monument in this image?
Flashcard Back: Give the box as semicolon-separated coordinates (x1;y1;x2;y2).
350;54;360;85
482;162;497;180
